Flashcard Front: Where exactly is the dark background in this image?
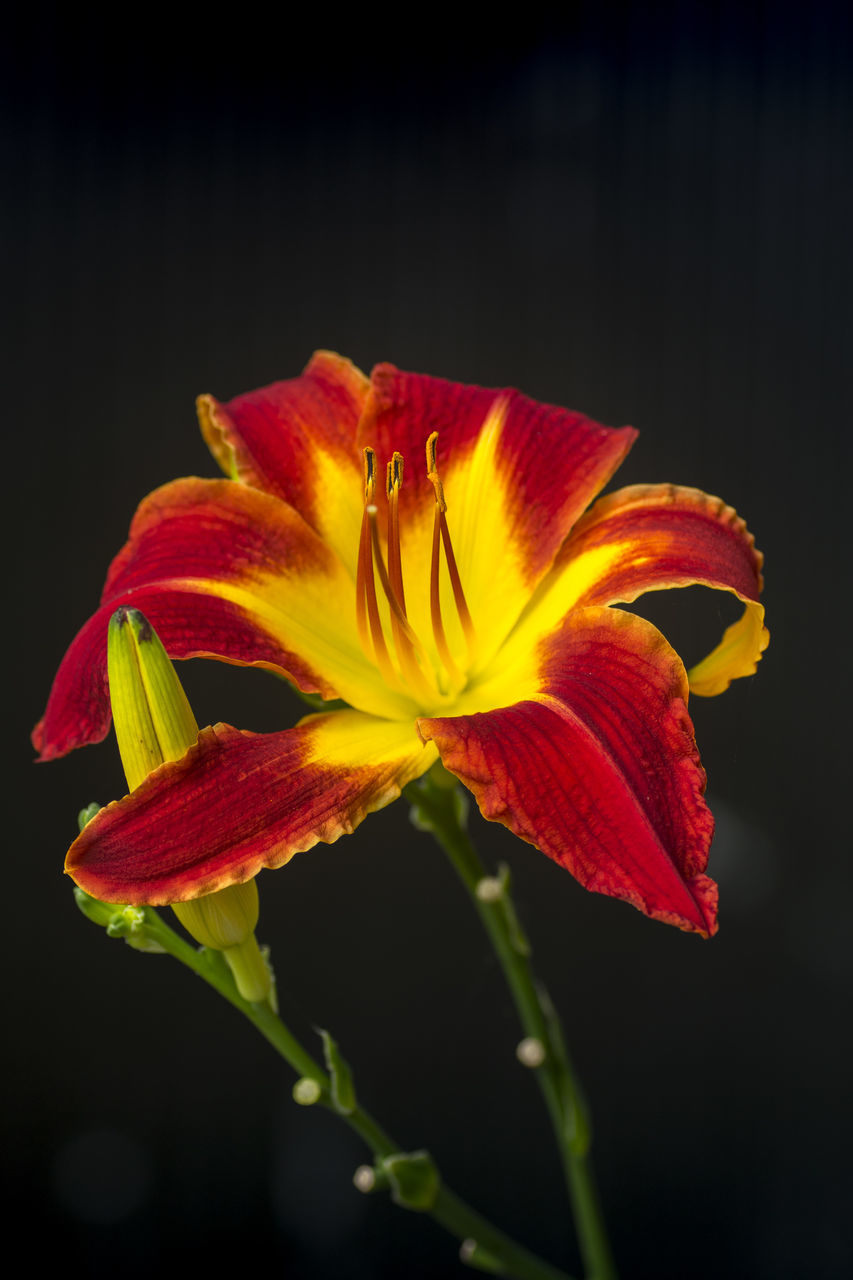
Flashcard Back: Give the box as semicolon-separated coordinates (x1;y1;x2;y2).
5;3;851;1276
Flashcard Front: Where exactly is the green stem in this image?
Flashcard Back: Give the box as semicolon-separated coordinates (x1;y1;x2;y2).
136;907;573;1280
405;770;617;1280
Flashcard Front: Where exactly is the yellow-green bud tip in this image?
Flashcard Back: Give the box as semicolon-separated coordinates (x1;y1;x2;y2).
107;607;199;792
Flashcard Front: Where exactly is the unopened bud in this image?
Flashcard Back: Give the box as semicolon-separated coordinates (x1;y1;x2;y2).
475;876;503;903
173;888;275;1005
106;905;146;937
460;1238;504;1273
292;1077;322;1106
107;607;199;790
516;1036;546;1068
106;609;273;1004
77;803;102;832
172;880;259;951
353;1165;376;1193
104;904;165;954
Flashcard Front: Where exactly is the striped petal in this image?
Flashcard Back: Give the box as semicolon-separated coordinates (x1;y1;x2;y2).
197;350;369;572
66;710;435;904
419;607;717;935
357;365;638;673
34;477;412;760
496;484;767;697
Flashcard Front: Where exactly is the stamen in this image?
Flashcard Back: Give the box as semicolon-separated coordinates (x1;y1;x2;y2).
367;505;437;704
426;432;476;674
355;508;372;657
355;449;377;658
362;504;400;690
355;437;477;705
429;499;464;686
356;449;400;690
385;452;406;613
439;510;476;651
425;433;446;511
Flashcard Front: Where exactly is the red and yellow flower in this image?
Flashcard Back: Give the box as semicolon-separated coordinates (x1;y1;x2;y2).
34;352;767;936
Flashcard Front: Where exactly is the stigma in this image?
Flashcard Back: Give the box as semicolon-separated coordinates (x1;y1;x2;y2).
355;434;476;705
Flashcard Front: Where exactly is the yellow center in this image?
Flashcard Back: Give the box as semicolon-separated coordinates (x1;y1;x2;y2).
355;433;476;709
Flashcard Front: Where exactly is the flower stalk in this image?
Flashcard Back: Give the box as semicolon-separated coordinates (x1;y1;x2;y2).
405;764;617;1280
76;895;573;1280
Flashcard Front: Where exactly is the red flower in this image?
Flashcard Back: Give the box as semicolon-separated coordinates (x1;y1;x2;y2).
35;353;767;935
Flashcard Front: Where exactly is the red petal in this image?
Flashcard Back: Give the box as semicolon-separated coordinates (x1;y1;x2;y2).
359;364;637;585
503;483;768;699
560;483;764;607
65;712;433;903
33;478;357;761
198;350;368;562
419;607;717;935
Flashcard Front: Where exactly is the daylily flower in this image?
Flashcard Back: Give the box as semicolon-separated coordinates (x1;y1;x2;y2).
34;352;767;935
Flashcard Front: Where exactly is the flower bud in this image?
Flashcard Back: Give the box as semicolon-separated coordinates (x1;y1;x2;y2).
353;1165;377;1193
171;880;259;951
77;802;102;832
516;1036;546;1068
106;608;273;1005
107;607;199;788
292;1078;322;1106
475;875;503;903
74;886;119;928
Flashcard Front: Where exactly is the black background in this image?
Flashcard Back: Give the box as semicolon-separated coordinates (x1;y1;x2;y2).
6;3;852;1276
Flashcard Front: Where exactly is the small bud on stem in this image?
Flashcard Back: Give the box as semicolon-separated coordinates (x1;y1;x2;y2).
516;1036;546;1068
292;1078;323;1106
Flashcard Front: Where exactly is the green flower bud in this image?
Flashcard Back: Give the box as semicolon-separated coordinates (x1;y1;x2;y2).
74;886;118;927
292;1077;323;1106
105;608;272;1005
171;880;259;951
77;803;102;832
107;607;199;789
